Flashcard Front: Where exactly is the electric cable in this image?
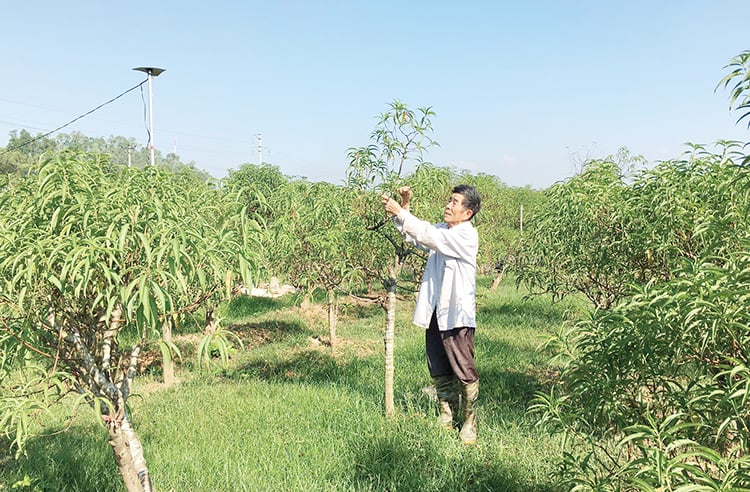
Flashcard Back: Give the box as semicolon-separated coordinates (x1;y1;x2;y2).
1;78;148;154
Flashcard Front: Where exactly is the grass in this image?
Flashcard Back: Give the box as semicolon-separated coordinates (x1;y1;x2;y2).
0;277;584;491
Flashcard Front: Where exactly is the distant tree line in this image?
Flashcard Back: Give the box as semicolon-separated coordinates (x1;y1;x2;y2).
0;129;209;180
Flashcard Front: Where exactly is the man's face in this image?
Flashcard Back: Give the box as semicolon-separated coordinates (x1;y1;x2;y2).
444;192;472;227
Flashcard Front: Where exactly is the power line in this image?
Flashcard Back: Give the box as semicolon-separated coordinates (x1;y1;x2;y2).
1;78;148;154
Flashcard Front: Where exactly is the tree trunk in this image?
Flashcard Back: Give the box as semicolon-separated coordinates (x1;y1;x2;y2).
301;292;312;310
60;313;153;491
161;318;175;387
384;271;397;417
490;265;506;291
327;288;337;351
205;306;217;333
107;414;153;492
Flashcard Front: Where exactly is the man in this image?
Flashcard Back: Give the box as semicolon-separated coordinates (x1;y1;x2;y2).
380;184;481;444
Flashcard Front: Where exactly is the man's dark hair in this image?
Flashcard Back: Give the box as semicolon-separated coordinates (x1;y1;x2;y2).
453;184;481;219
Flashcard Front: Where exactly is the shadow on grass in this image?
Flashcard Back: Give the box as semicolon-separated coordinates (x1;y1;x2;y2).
339;301;383;320
132;319;309;375
227;334;548;427
231;318;307;341
347;431;558;492
480;366;551;422
478;296;581;329
228;349;383;401
474;332;560;424
0;424;118;492
224;294;299;320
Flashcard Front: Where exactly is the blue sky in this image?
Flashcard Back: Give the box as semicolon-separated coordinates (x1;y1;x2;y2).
2;1;748;188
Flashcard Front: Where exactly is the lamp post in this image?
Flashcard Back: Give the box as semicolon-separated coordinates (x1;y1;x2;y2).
133;67;165;167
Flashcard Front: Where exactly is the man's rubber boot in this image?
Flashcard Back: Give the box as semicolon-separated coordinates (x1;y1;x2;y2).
433;375;459;430
459;381;479;444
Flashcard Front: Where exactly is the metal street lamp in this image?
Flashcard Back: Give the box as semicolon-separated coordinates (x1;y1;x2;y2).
133;67;165;167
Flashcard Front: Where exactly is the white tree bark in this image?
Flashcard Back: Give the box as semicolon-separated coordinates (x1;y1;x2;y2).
327;289;337;351
383;265;398;416
107;413;152;492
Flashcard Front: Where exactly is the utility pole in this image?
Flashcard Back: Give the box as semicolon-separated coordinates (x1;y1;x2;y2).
133;67;165;166
256;132;263;166
126;144;135;167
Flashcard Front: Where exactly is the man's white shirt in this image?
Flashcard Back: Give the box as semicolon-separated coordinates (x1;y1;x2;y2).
394;209;478;331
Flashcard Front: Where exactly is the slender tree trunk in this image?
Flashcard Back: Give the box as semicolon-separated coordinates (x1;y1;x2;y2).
384;260;400;417
490;265;506;291
161;317;175;387
122;415;152;491
384;280;396;416
108;422;141;492
301;292;312;310
108;414;153;492
327;288;337;351
205;306;217;333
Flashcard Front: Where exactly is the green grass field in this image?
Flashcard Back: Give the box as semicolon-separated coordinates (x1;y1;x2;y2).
0;277;583;491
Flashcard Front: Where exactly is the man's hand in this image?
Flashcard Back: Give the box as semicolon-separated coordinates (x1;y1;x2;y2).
380;193;403;216
397;186;412;209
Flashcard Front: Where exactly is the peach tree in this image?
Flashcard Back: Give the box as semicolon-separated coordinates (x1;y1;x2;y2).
346;100;450;416
526;138;750;487
267;180;367;350
0;151;259;491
